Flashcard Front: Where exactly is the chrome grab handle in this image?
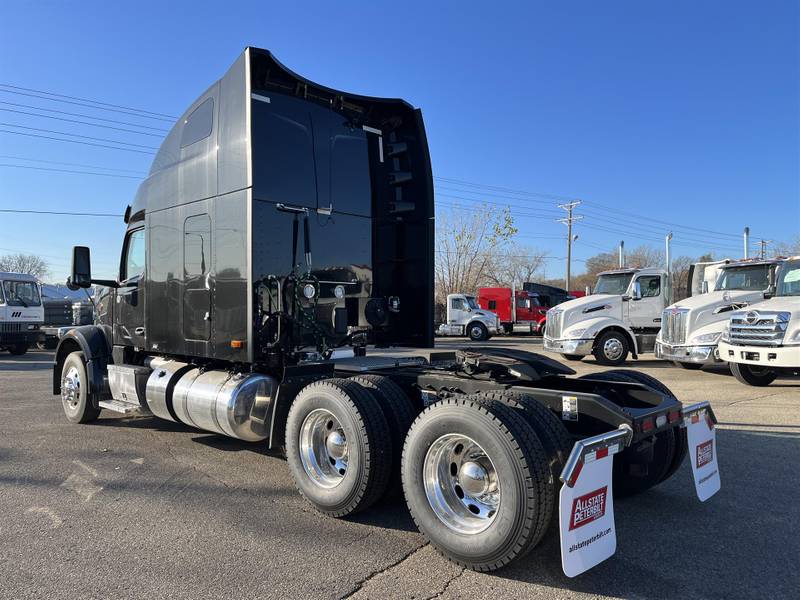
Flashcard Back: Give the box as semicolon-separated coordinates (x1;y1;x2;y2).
559;424;633;488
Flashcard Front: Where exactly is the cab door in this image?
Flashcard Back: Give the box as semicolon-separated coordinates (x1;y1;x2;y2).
183;212;212;356
114;228;146;348
627;274;665;330
449;296;470;326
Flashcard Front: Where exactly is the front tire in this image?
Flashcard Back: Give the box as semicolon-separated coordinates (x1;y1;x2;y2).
563;354;584;362
285;379;392;517
468;322;489;342
60;351;100;424
593;330;629;365
402;397;551;571
730;362;777;386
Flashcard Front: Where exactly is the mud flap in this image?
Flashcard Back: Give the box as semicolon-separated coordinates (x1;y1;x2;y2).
682;401;721;502
558;425;633;578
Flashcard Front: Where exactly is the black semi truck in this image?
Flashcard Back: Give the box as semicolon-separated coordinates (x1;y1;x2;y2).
55;48;718;575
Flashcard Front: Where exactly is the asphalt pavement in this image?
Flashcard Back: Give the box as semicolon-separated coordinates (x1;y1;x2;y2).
1;343;798;599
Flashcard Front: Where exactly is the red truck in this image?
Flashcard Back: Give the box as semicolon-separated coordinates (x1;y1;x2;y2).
477;287;550;334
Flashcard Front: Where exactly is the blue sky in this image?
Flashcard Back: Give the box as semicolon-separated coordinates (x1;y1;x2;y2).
0;0;797;281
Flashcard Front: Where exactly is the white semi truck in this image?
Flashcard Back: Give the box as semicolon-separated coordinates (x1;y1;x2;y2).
718;257;800;386
544;267;669;365
0;272;44;355
436;293;503;341
655;258;782;369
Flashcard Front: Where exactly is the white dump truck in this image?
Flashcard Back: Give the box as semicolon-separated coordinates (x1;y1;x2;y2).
544;267;669;365
0;272;44;355
718;257;800;386
655;258;782;369
436;293;502;341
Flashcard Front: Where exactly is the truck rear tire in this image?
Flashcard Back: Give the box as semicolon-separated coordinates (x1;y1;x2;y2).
563;354;583;362
9;343;28;355
674;361;703;370
349;375;417;500
593;330;629;365
60;351;101;424
285;379;392;517
578;369;684;495
729;362;777;386
468;322;489;342
401;396;551;571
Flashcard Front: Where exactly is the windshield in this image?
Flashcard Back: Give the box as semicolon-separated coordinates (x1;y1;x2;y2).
777;261;800;296
465;296;480;310
1;280;41;307
715;264;771;291
594;273;634;295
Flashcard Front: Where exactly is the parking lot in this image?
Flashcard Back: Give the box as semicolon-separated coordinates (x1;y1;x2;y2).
1;341;798;600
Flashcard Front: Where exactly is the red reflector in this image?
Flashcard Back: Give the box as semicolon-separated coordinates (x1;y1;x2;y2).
641;418;654;432
668;410;680;424
596;447;609;459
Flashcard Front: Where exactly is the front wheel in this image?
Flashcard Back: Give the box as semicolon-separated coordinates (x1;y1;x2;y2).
593;330;629;365
467;322;489;342
402;397;551;571
8;343;28;355
60;351;101;424
730;362;777;386
563;354;584;362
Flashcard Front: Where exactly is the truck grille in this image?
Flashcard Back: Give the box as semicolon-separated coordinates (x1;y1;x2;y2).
661;308;689;344
729;311;789;346
1;322;27;333
546;309;563;338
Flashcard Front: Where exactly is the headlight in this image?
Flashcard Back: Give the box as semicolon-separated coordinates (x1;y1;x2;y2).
302;284;316;299
27;324;38;330
787;329;800;345
333;285;345;299
720;325;730;342
688;332;721;345
565;328;587;338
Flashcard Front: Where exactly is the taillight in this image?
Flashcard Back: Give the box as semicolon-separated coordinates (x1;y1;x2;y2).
640;417;654;433
668;410;681;424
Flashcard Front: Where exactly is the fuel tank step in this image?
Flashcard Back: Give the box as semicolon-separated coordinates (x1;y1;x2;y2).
98;400;141;415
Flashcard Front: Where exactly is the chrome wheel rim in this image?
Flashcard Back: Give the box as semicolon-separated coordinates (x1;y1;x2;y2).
61;365;81;413
603;337;624;361
299;409;348;488
470;326;482;339
423;434;500;534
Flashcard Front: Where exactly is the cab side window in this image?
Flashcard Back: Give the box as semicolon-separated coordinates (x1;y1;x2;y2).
122;229;146;282
638;275;661;298
451;298;467;311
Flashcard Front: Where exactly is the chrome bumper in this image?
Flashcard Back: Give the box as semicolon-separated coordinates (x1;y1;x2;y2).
543;336;594;356
655;341;720;364
718;341;800;368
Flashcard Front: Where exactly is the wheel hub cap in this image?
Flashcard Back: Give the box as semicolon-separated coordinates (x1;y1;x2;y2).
299;409;349;488
61;366;81;410
603;338;624;360
423;434;500;534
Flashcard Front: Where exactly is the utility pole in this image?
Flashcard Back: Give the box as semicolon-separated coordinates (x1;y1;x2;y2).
557;201;583;292
759;239;771;259
665;232;673;304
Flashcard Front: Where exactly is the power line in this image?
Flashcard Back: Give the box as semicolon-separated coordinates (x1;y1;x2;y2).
0;83;177;121
0;208;120;217
0;155;147;174
0;107;167;137
0;122;159;149
0;100;170;132
0;128;157;154
0;163;143;179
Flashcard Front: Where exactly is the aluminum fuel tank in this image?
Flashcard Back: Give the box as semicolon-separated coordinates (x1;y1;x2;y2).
171;369;278;442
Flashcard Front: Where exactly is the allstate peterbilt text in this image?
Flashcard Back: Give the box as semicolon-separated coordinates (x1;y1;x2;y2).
0;272;43;355
54;48;719;575
656;258;783;369
718;257;800;386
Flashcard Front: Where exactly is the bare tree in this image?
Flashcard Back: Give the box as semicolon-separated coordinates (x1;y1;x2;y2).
484;243;548;287
0;253;49;279
435;204;517;304
775;236;800;256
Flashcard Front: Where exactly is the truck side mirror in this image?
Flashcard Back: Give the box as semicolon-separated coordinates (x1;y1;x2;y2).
631;281;642;301
701;280;709;294
70;246;92;289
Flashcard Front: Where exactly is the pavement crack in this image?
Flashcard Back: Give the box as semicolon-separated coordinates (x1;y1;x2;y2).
339;542;428;599
424;566;465;600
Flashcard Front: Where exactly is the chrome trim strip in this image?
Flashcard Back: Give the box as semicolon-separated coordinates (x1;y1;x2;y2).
559;425;633;487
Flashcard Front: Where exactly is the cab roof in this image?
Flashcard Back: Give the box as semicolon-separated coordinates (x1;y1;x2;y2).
596;267;664;276
721;257;784;269
0;272;38;282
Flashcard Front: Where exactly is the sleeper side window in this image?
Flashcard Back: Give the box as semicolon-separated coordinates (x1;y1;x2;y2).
180;98;214;148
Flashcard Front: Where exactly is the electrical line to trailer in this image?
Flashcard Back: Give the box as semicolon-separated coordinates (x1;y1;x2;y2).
0;107;167;137
0;129;157;155
0;84;177;121
0;163;143;179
